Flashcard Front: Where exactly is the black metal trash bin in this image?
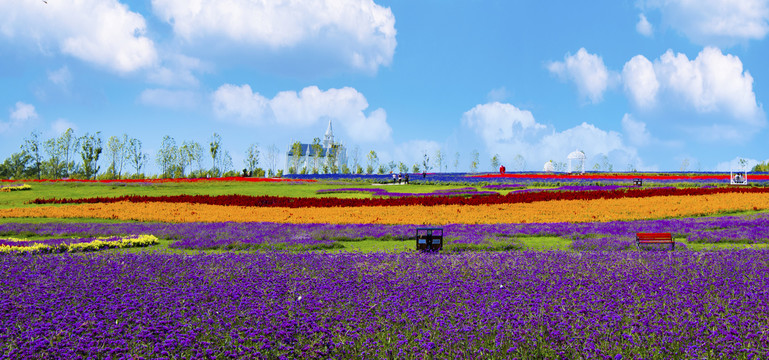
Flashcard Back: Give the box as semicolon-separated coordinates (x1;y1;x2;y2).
416;227;443;252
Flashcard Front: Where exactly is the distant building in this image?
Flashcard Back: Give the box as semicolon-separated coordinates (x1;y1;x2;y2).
285;120;348;173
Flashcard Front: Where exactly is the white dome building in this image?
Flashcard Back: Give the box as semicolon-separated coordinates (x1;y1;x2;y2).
567;149;586;174
543;160;554;172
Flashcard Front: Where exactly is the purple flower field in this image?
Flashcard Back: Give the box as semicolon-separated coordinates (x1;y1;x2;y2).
1;251;767;359
2;214;768;251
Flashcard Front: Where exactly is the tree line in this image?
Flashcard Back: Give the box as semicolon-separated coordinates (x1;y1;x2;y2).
0;130;283;180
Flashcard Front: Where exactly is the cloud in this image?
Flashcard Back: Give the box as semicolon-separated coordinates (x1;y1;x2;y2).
461;102;546;145
10;102;38;123
139;89;200;109
654;47;762;123
622;55;659;108
547;48;618;104
0;0;157;73
48;66;72;88
1;102;38;133
212;84;392;143
641;0;769;46
462;102;644;170
636;13;654;37
147;54;207;87
620;47;765;141
621;113;652;146
151;0;396;73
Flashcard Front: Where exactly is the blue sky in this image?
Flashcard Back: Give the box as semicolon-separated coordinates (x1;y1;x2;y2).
1;0;767;174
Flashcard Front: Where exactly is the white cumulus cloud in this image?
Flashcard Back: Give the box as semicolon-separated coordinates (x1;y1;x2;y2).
1;102;39;133
151;0;396;73
0;0;157;73
548;48;618;104
462;102;644;171
641;0;769;46
461;102;546;145
636;13;654;37
654;47;761;123
622;55;659;108
212;84;392;143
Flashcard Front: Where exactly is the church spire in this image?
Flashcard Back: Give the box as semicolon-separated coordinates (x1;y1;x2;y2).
323;119;334;148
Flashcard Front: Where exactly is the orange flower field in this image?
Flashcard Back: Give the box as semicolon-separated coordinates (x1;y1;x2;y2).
3;191;768;224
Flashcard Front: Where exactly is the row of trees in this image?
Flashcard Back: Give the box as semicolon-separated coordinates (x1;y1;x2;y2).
0;130;283;180
0;129;132;180
9;130;760;179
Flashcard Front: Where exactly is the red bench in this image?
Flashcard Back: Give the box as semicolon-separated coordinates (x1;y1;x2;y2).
636;232;674;251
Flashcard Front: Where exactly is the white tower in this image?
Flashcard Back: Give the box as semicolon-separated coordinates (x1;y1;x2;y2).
323;119;334;149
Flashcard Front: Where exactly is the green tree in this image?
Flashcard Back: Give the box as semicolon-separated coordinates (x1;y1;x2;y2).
326;145;338;174
470;149;479;173
245;143;261;175
412;163;420;173
43;137;63;179
490;154;500;171
177;140;200;178
602;155;613;172
398;162;408;173
366;150;378;174
1;151;33;179
209;133;222;177
265;144;279;177
106;134;128;178
57;128;79;178
422;151;431;173
186;141;205;177
79;132;103;179
22;131;43;179
435;149;445;173
752;161;769;172
126;137;148;177
290;141;303;174
738;157;748;170
157;135;177;178
311;137;322;174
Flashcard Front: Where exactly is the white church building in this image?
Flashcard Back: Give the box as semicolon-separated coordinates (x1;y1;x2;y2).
285;120;348;173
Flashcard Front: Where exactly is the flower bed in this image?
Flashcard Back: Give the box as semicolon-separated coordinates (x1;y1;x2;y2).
7;191;769;224
1;251;767;358
0;184;31;192
0;234;158;254
1;214;767;250
0;177;312;184
29;186;769;208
